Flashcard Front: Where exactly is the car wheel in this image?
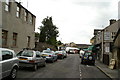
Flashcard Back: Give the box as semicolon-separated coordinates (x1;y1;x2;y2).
92;62;95;66
61;56;64;59
33;64;37;71
10;67;18;79
43;62;46;67
51;59;54;63
81;60;83;64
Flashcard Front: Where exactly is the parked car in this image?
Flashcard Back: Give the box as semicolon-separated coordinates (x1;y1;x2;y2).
55;51;64;59
81;52;95;65
17;50;46;71
41;50;57;62
0;48;19;79
55;50;67;59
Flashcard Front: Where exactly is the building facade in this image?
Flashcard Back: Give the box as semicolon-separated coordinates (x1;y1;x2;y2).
91;19;119;69
0;0;36;53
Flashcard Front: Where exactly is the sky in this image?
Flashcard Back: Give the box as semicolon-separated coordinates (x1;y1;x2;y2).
16;0;119;44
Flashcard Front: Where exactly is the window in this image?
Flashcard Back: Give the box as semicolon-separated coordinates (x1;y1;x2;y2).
13;33;17;46
27;36;30;47
29;15;33;24
2;30;8;46
36;52;41;57
24;10;28;21
5;0;10;11
16;6;20;17
2;51;13;60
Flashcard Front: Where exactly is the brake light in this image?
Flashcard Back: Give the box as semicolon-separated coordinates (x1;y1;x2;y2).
29;60;35;63
58;54;62;55
49;55;52;57
93;53;96;55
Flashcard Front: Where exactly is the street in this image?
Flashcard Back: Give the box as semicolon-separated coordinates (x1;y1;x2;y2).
16;54;110;79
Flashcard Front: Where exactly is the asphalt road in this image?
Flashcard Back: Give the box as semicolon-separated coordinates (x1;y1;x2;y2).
16;54;110;79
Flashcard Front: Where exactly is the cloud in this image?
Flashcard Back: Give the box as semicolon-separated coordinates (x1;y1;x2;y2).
17;0;119;44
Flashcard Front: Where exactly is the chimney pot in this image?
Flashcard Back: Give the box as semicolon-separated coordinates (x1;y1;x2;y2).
110;19;116;25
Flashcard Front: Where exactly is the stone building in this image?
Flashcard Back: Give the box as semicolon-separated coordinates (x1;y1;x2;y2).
0;0;36;53
91;19;119;68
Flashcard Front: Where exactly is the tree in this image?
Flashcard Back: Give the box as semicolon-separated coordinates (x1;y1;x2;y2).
39;16;59;46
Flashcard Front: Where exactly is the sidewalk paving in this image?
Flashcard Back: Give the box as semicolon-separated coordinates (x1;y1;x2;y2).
95;60;119;79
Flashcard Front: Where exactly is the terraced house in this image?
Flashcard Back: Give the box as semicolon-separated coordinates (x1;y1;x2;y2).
91;19;120;69
0;0;36;53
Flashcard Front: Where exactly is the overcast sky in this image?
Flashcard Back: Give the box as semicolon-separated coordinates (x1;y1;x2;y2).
16;0;119;44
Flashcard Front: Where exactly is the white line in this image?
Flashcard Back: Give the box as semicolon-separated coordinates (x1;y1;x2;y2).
80;74;82;76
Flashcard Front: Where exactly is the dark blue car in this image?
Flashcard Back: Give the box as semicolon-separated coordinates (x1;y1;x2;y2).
81;52;95;65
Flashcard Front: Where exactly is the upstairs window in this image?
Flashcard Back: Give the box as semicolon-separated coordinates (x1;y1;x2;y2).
5;0;10;11
16;6;20;17
24;10;28;21
27;36;30;47
29;15;33;24
13;33;17;46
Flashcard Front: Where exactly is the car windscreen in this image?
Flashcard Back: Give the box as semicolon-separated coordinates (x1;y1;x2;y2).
18;51;34;57
84;52;92;56
43;50;51;53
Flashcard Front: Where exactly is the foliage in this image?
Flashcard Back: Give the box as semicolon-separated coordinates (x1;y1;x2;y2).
39;16;59;46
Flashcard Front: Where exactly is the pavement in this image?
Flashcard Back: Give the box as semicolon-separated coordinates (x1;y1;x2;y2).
95;60;119;79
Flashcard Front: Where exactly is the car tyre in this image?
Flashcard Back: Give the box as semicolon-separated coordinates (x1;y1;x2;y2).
92;62;95;66
33;64;37;71
9;67;18;80
81;60;84;64
51;59;54;63
43;62;46;67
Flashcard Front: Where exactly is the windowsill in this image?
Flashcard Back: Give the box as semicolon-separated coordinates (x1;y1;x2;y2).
2;45;9;48
11;46;18;48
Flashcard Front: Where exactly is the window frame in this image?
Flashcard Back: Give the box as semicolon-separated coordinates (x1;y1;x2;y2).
24;10;28;21
2;30;8;47
16;6;21;18
2;50;13;61
4;0;10;12
27;36;30;47
13;32;17;46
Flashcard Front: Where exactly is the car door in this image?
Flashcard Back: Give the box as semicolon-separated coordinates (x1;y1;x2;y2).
0;50;2;79
36;52;43;66
1;50;14;78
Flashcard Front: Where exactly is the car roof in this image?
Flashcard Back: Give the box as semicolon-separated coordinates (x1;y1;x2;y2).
0;48;14;52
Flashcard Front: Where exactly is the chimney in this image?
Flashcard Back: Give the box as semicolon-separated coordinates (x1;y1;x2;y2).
110;19;116;25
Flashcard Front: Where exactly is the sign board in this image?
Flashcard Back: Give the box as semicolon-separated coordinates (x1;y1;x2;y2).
104;32;111;41
105;47;110;53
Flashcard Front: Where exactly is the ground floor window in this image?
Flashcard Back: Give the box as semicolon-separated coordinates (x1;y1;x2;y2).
2;30;8;47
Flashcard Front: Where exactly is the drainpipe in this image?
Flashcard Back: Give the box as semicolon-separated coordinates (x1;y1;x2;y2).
0;1;2;48
101;30;104;62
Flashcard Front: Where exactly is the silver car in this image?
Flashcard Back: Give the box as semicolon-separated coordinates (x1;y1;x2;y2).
17;50;46;71
41;50;57;63
0;48;19;79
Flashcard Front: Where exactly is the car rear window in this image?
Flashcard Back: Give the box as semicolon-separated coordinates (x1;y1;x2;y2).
19;51;34;57
84;52;92;56
43;50;51;53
